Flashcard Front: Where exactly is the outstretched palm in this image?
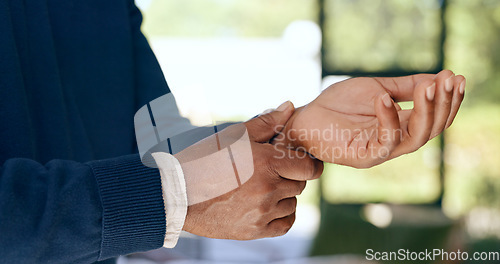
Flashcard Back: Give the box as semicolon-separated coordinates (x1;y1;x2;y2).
276;70;465;168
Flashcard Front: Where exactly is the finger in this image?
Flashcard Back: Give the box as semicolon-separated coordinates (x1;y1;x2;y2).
245;101;295;142
276;179;307;198
396;109;411;135
397;109;412;123
445;75;466;129
394;103;402;111
266;213;296;237
271;148;323;181
374;93;401;154
429;70;455;139
390;79;436;158
373;73;435;102
272;197;297;220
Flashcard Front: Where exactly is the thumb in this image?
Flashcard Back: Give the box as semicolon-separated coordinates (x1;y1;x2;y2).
245;101;295;142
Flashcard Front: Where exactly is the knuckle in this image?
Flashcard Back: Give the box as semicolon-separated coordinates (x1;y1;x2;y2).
279;215;295;235
295;156;315;180
271;224;288;237
437;69;453;79
297;181;307;194
256;114;277;130
289;197;298;210
305;158;316;177
287;180;305;196
267;214;296;238
276;226;291;237
311;159;323;179
258;196;273;214
265;152;282;175
281;197;297;212
260;160;281;183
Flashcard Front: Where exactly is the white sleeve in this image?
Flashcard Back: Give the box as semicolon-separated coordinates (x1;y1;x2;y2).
151;152;187;248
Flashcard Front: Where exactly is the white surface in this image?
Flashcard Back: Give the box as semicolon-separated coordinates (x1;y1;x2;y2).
149;37;322;124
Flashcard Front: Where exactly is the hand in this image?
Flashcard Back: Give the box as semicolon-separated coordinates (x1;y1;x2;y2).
274;70;465;168
178;102;323;240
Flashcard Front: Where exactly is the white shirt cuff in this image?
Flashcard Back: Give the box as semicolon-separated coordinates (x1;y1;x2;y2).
151;152;188;248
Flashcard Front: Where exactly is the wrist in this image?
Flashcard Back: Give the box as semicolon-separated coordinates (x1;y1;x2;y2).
271;106;305;150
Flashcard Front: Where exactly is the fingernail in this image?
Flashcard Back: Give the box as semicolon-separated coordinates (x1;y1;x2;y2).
382;93;393;108
459;80;466;94
445;76;454;92
426;83;436;101
276;100;293;112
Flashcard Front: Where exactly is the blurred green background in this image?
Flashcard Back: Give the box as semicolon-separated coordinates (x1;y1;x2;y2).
140;0;500;262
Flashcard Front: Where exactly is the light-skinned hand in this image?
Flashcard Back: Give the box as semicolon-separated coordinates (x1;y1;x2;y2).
273;70;465;168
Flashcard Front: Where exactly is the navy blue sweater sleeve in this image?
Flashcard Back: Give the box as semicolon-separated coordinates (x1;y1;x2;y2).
0;0;171;262
0;154;166;263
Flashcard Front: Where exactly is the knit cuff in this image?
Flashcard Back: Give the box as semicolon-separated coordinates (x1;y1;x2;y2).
87;154;165;260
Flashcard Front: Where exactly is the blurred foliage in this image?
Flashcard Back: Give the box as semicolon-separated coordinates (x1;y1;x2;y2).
141;0;316;38
444;104;500;216
443;0;500;216
323;0;442;73
322;139;442;204
446;0;500;103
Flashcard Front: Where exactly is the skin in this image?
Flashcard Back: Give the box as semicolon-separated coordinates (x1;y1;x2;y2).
179;70;465;239
273;70;465;168
181;103;324;240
